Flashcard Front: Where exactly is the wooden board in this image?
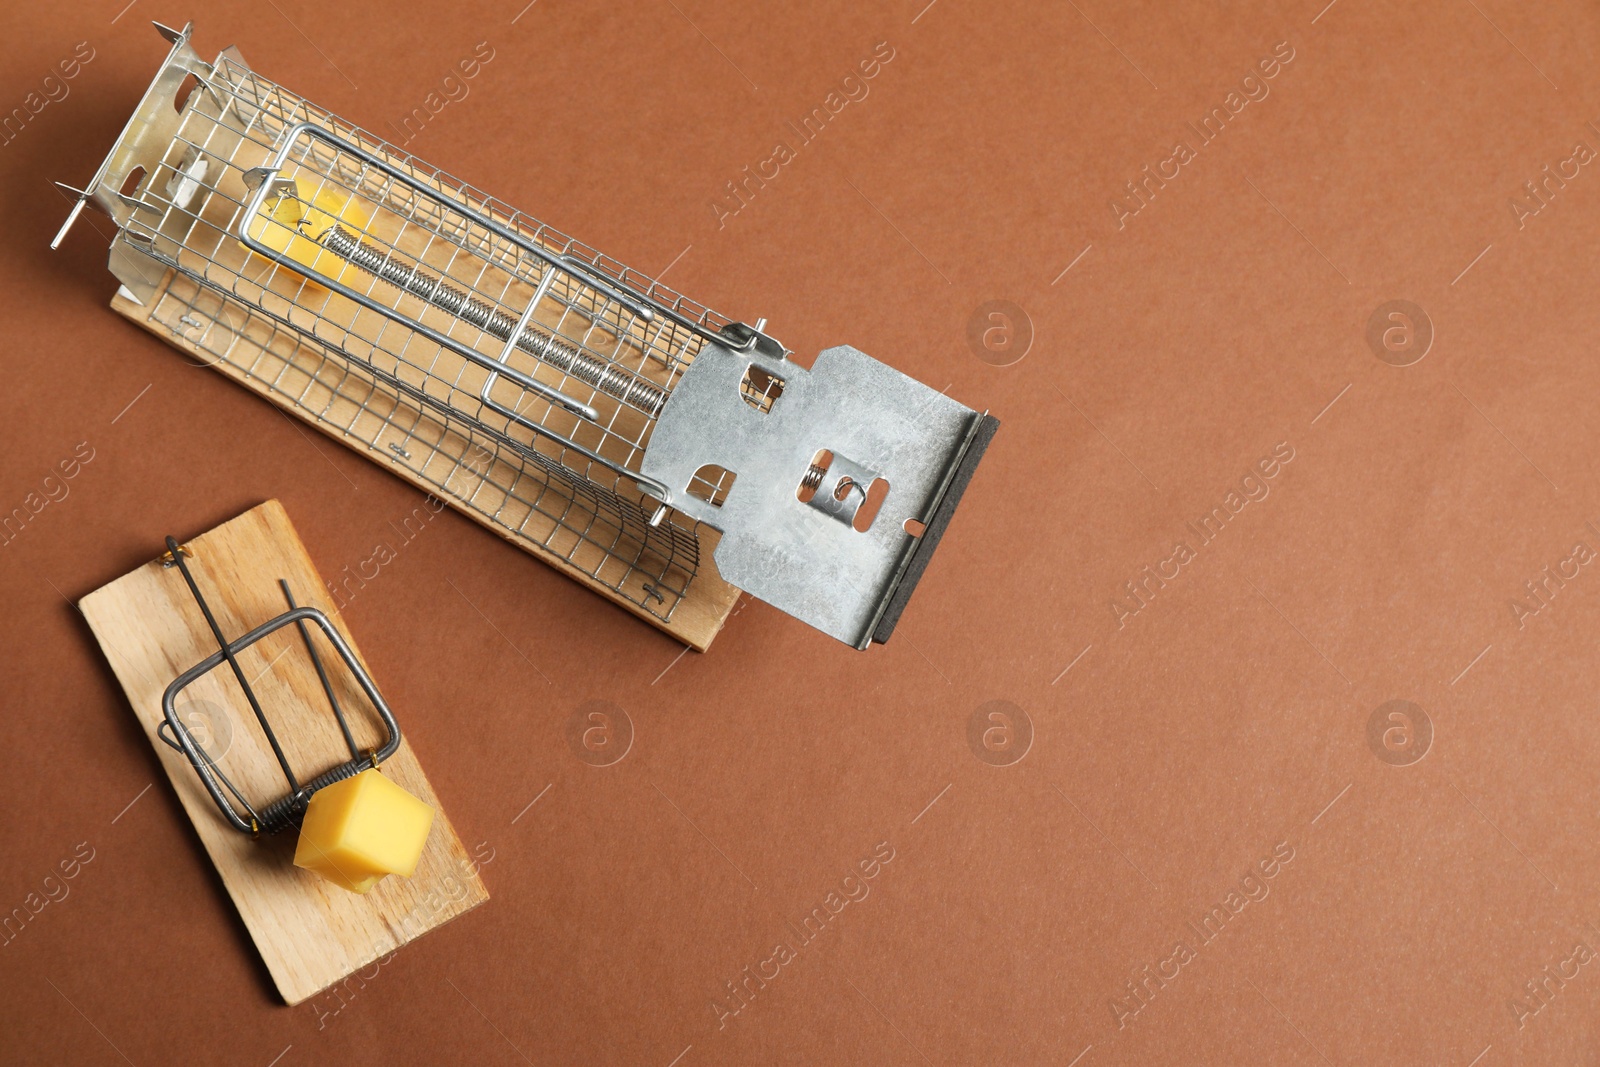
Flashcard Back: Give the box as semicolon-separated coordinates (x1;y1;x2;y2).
79;500;488;1005
111;283;741;651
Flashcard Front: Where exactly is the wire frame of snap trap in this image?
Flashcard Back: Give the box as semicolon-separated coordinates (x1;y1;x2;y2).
95;29;739;625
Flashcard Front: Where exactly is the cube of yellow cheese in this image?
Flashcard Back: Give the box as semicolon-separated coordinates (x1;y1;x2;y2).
293;769;434;894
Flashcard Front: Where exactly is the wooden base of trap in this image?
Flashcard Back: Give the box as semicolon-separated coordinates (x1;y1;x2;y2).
79;500;488;1006
110;280;741;652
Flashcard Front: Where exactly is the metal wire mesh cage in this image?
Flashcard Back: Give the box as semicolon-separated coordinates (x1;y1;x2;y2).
55;23;998;650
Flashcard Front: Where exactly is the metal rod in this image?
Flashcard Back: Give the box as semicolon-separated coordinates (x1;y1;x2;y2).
165;537;301;791
480;257;563;440
157;719;264;828
279;579;360;762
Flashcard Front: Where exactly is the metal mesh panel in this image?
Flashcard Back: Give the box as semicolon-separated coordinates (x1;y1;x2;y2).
116;51;732;620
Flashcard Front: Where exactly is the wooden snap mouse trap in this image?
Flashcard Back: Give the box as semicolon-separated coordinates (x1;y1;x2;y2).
52;21;999;652
79;500;487;1005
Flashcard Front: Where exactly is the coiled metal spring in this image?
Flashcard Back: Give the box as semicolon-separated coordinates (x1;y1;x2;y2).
255;755;372;835
799;462;829;494
318;224;667;417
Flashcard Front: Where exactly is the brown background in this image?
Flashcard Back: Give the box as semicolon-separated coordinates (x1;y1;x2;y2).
3;0;1600;1063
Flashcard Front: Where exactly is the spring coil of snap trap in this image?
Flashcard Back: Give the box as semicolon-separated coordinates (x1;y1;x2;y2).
318;224;668;416
255;755;373;834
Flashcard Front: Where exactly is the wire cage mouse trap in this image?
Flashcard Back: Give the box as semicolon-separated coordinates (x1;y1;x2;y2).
54;22;1000;651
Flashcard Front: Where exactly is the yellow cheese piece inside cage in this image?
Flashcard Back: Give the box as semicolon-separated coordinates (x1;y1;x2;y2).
241;178;373;289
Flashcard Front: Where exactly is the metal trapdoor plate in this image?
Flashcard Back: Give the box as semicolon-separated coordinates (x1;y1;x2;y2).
641;342;991;648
